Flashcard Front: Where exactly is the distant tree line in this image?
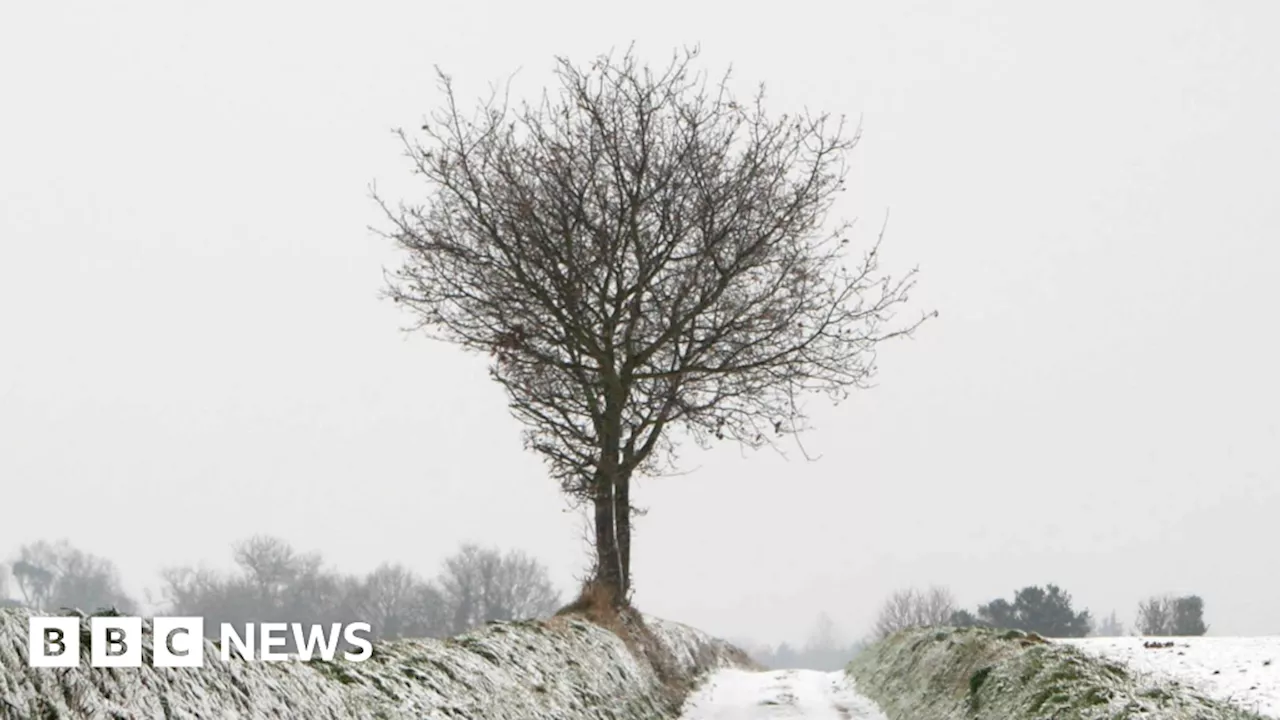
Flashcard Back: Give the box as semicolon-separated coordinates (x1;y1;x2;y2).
738;612;866;671
1;537;562;649
946;584;1093;637
871;584;1208;640
4;540;136;614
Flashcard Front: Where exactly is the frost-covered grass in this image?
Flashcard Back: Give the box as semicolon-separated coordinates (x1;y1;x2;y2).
1063;637;1280;718
0;607;750;719
847;626;1268;720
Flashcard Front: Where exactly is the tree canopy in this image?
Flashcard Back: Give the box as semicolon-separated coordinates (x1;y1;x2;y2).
963;584;1093;638
378;46;930;601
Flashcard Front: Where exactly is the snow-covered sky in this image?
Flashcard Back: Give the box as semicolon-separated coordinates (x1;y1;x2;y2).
2;1;1277;646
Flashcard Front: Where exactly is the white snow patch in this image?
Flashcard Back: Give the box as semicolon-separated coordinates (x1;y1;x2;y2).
1064;637;1280;718
679;668;888;719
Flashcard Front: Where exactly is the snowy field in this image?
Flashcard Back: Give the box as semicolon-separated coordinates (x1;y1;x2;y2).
1061;637;1280;718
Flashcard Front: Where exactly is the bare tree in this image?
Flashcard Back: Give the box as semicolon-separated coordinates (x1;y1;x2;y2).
158;565;226;616
10;539;135;613
231;535;317;608
10;560;54;609
378;45;931;603
160;537;366;648
436;544;561;634
918;585;956;626
438;544;486;634
1136;595;1174;636
1091;610;1125;637
805;611;844;651
349;563;450;640
405;582;451;638
873;586;956;640
481;549;562;622
1136;594;1207;636
354;563;418;639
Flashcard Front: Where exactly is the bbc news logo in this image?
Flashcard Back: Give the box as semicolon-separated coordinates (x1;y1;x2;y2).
28;616;373;667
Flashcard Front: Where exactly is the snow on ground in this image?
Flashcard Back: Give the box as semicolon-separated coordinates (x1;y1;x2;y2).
678;668;888;720
1063;637;1280;718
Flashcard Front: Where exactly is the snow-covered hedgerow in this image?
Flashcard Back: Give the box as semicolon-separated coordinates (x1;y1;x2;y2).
847;626;1268;720
0;607;751;719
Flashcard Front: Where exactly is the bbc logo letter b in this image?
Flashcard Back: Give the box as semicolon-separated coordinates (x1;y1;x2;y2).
91;616;143;667
28;617;80;667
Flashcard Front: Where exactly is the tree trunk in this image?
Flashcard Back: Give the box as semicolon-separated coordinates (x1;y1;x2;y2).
614;472;631;600
592;476;625;604
593;383;629;605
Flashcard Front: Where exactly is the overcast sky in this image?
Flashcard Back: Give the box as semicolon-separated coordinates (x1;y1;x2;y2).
2;1;1277;646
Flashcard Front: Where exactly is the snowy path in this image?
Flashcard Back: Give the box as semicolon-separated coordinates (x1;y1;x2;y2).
678;668;889;719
